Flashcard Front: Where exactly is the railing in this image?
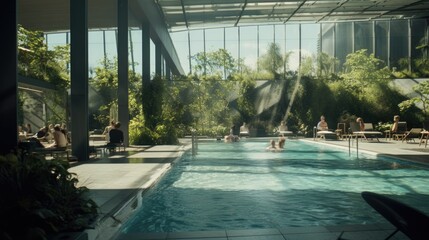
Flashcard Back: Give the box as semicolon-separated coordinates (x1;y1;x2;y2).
191;129;198;156
348;132;359;159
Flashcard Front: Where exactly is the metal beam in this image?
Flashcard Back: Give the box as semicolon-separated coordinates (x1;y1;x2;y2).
235;0;248;27
130;0;185;76
180;0;189;29
284;0;307;23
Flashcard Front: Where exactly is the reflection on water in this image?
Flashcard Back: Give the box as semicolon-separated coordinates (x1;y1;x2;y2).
121;140;429;233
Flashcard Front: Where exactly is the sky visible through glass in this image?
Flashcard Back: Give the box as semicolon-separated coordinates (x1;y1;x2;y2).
46;24;320;76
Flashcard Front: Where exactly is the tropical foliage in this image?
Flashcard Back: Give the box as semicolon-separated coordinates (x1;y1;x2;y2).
18;25;70;126
399;80;429;122
0;151;98;240
18;25;428;142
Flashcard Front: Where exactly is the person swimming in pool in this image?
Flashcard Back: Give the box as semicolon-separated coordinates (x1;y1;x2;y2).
266;139;282;151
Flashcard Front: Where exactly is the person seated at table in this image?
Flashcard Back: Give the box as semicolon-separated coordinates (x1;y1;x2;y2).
46;124;68;149
317;115;329;131
356;117;365;131
25;123;33;135
35;126;51;142
239;122;249;136
107;122;124;151
103;120;116;142
18;125;27;141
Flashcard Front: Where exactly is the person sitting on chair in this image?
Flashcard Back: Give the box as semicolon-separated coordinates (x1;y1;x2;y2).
317;115;329;131
278;120;288;132
356;117;365;131
103;120;116;142
46;124;68;149
391;115;400;133
107;122;124;152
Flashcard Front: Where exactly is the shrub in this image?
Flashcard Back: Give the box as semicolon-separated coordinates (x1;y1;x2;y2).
0;151;98;240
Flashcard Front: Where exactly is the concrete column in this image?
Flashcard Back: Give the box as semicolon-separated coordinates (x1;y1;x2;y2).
166;61;171;80
155;43;162;77
70;0;89;161
0;0;17;154
142;22;150;84
118;0;129;147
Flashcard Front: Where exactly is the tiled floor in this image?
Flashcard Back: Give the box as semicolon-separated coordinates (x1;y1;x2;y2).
116;224;409;240
69;138;428;240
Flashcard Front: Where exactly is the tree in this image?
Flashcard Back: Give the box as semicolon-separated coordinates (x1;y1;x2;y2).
18;25;70;125
317;52;339;79
192;49;240;78
399;80;429;122
341;49;392;99
259;42;283;79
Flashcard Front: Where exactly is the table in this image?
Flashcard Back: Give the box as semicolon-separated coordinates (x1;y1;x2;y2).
419;131;429;148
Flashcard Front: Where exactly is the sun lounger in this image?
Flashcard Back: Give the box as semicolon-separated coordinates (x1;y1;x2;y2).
350;122;382;142
402;128;423;143
316;130;337;140
239;131;249;137
279;130;293;136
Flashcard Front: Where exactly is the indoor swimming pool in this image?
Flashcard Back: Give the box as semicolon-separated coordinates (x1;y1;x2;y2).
118;139;429;234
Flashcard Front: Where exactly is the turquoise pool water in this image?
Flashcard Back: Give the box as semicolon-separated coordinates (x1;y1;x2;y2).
120;139;429;233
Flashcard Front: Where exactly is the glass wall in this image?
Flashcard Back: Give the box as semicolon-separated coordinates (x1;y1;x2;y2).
240;26;258;70
129;29;142;76
43;18;428;78
335;22;353;68
321;23;335;57
355;22;374;53
170;31;190;74
189;30;204;74
411;19;428;60
390;20;409;69
301;24;320;74
258;25;275;71
375;21;389;66
285;24;299;72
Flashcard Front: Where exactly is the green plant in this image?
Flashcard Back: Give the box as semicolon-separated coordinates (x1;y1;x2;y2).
375;122;392;131
0;151;98;240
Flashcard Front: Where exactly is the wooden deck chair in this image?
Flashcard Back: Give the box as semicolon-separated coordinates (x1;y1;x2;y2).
402;128;423;143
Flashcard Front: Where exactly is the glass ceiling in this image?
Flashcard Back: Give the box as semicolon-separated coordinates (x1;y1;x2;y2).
156;0;429;32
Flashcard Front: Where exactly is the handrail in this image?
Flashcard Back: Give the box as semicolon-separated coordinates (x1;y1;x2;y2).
191;129;197;156
348;132;359;159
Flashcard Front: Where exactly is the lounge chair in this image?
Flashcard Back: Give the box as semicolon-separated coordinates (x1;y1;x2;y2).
316;130;337;140
279;130;294;136
349;122;383;142
335;123;347;140
391;121;408;141
361;191;429;240
239;130;249;137
402;128;423;143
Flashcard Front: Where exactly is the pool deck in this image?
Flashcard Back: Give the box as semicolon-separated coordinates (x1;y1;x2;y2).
69;137;429;240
